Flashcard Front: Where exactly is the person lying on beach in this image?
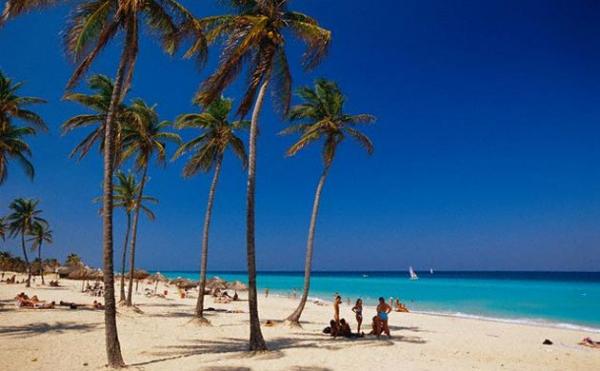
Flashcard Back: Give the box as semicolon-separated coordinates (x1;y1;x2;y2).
377;297;392;338
580;337;600;348
58;300;105;310
352;299;363;333
333;295;342;327
16;294;55;309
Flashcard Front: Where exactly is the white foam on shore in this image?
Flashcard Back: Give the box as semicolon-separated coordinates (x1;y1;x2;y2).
269;290;600;334
411;310;600;333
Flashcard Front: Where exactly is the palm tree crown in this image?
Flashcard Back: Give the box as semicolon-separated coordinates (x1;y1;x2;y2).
174;96;248;177
6;198;47;238
28;221;53;250
195;0;331;116
62;74;127;162
0;71;47;130
111;170;158;219
281;79;375;166
0;71;47;184
120;99;181;170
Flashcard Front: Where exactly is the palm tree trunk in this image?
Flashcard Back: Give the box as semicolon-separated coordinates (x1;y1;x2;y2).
286;163;331;325
120;212;131;302
100;24;133;368
195;155;223;320
38;241;44;285
246;79;269;351
21;232;31;287
126;165;148;306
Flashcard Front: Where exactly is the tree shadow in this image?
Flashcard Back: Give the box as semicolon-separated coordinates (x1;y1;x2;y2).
0;321;101;338
131;330;426;368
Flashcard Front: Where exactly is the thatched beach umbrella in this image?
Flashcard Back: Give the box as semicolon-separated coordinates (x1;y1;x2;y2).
127;269;150;292
68;267;98;291
170;278;197;290
148;272;168;293
227;280;248;291
206;276;227;290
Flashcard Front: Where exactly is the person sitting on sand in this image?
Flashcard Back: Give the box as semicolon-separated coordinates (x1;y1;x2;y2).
333;295;342;327
369;315;385;337
328;319;339;338
394;299;409;312
339;318;352;337
376;297;392;338
233;291;239;301
352;298;363;333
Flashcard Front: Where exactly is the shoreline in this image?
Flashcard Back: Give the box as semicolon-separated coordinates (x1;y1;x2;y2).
2;273;600;370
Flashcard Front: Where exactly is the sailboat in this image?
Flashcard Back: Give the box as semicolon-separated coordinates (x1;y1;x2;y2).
409;266;418;280
430;268;434;275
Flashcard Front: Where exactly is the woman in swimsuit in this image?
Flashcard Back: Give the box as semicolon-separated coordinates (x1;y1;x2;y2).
376;297;392;338
352;298;363;333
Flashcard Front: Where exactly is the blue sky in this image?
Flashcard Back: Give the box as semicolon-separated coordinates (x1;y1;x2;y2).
1;0;599;271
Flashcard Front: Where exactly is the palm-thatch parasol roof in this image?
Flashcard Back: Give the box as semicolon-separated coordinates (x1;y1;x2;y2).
67;266;99;280
170;277;198;289
205;276;227;290
226;280;248;291
148;272;168;283
127;269;150;280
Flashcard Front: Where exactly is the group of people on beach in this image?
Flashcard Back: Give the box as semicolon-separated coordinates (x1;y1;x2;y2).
14;292;104;310
326;295;397;339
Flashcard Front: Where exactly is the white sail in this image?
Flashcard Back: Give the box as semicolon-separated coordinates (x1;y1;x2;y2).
430;268;434;274
409;266;418;280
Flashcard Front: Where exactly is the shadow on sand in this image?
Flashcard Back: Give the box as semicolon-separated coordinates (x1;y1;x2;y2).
0;321;101;337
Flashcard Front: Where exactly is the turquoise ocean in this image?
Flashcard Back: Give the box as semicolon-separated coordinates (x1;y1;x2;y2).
158;271;600;332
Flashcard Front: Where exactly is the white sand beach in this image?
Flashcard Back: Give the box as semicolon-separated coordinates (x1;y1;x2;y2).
1;274;599;371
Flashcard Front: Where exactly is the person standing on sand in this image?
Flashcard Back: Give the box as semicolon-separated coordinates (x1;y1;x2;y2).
334;295;342;326
265;288;269;298
377;297;392;338
352;298;363;333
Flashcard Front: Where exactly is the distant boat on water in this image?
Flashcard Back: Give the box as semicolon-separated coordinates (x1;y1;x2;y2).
409;266;418;280
430;268;434;274
362;274;369;278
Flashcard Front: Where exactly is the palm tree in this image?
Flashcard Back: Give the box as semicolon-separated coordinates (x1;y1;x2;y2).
6;198;47;287
65;253;82;267
0;71;47;184
62;74;128;164
28;221;53;285
103;170;157;302
0;216;6;241
57;2;197;363
281;79;375;325
173;96;247;322
191;0;331;350
120;99;179;306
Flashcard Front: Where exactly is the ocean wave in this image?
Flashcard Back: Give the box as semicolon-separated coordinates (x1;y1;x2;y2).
412;310;600;333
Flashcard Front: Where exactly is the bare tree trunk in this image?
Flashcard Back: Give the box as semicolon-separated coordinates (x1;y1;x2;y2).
126;165;148;306
21;232;31;287
286;163;331;326
38;241;45;285
195;156;223;321
119;213;131;302
246;79;269;351
101;23;132;368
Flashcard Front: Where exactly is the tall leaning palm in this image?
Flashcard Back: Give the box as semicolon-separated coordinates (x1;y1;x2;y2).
28;221;53;285
6;198;47;287
174;96;247;323
282;79;375;326
55;1;197;363
192;0;330;350
121;99;179;306
0;71;47;184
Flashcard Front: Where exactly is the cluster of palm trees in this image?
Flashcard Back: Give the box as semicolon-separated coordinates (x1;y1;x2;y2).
1;0;376;367
0;198;52;286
